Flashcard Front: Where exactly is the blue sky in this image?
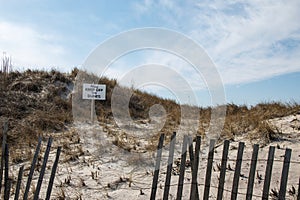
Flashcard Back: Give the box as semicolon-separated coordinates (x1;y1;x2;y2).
1;0;300;106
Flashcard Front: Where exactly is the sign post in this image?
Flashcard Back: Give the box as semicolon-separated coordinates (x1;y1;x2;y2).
82;83;106;123
91;99;95;123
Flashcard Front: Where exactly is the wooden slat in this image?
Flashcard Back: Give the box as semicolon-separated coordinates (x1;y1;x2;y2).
217;140;230;200
176;135;188;200
14;165;24;200
297;177;300;200
163;132;176;200
33;137;53;200
231;142;245;200
4;143;9;200
203;139;216;200
0;121;8;195
188;136;194;172
46;146;61;200
4;180;11;200
246;144;259;200
150;134;165;200
278;148;292;200
23;137;42;200
262;146;275;200
190;136;201;200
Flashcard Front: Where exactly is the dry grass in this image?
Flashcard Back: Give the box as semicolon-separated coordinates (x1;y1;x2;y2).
0;69;73;162
216;102;300;145
1;69;300;160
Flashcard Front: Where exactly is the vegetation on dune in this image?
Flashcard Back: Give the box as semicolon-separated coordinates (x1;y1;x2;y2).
0;68;300;161
220;102;300;144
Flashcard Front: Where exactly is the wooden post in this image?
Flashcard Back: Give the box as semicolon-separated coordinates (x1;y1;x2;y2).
246;144;259;200
190;136;201;200
33;137;53;200
188;136;194;171
4;180;10;200
278;148;292;200
187;136;194;191
203;139;216;200
163;132;176;200
23;137;42;200
297;177;300;200
14;165;24;200
262;146;275;200
0;121;8;195
46;146;61;200
176;135;188;200
4;144;9;200
217;140;230;200
91;99;95;123
231;142;245;200
150;134;165;200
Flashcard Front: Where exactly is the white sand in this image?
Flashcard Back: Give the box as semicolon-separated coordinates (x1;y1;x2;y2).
9;114;300;199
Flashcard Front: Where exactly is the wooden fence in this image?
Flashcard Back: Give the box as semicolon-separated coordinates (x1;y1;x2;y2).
0;122;61;200
150;133;300;200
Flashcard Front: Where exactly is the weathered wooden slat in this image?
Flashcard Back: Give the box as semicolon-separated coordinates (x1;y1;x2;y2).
246;144;259;200
190;136;201;200
14;165;24;200
217;140;230;200
163;132;176;200
278;148;292;200
23;136;42;200
176;135;189;200
297;177;300;200
231;142;245;200
4;180;11;200
203;139;216;200
4;143;9;200
46;146;61;200
188;136;194;171
150;134;165;200
187;136;197;199
262;146;275;200
33;137;53;200
0;121;8;195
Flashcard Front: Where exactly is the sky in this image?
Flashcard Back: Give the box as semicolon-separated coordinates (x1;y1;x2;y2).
0;0;300;106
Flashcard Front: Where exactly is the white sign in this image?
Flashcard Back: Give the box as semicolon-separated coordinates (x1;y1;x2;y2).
82;83;106;100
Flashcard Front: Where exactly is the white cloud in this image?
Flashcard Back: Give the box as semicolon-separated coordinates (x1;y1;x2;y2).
2;1;299;93
132;0;154;14
131;0;300;86
0;21;71;71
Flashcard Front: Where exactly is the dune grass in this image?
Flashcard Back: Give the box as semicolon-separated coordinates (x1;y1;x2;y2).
0;69;300;161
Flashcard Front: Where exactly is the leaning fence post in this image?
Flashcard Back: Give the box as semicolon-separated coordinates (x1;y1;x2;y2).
262;146;275;200
163;132;176;200
14;165;24;200
297;177;300;200
190;136;201;200
217;140;230;200
246;144;259;200
176;135;188;200
150;134;165;200
231;142;245;200
46;146;61;200
278;148;292;200
33;137;53;200
4;180;11;200
23;137;42;200
0;121;8;195
203;139;216;200
187;136;198;199
4;143;9;200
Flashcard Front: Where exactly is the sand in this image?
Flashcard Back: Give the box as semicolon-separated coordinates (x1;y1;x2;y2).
8;114;300;199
